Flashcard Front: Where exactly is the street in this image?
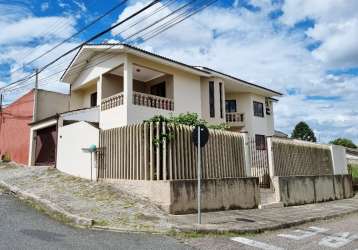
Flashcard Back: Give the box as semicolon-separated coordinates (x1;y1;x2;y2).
2;190;358;250
187;214;358;250
0;192;189;250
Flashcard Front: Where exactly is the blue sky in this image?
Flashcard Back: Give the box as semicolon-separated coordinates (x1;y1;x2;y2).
0;0;357;143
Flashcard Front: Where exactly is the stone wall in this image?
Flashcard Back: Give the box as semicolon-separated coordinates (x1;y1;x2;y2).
272;175;353;206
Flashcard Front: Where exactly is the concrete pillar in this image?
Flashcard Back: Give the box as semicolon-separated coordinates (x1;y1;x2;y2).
267;136;275;177
97;75;102;106
123;56;133;108
330;144;348;175
28;129;36;166
243;132;252;177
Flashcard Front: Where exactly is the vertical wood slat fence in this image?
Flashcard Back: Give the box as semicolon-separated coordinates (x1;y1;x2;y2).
271;138;334;176
97;123;247;180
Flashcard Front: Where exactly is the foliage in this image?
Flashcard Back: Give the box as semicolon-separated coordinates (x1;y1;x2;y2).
145;112;230;146
1;152;11;163
348;164;358;182
330;138;357;149
291;121;317;142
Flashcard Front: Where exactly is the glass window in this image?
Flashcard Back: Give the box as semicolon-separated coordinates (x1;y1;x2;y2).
225;100;237;113
253;101;264;117
209;81;215;117
90;92;97;107
255;134;266;150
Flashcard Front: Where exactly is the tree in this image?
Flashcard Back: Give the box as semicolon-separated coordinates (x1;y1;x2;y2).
291;121;317;142
330;138;357;149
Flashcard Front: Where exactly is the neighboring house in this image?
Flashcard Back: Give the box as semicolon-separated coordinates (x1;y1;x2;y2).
0;89;69;165
60;43;281;135
274;130;289;138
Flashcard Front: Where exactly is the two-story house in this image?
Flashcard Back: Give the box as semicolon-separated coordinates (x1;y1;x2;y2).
28;44;282;170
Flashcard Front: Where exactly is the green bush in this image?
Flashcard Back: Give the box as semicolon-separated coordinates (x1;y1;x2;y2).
349;164;358;181
1;152;11;163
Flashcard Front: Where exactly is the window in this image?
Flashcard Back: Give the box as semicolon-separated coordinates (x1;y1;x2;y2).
90;92;97;107
225;100;237;113
219;82;223;118
253;101;264;117
209;81;215;117
150;82;166;97
255;134;266;150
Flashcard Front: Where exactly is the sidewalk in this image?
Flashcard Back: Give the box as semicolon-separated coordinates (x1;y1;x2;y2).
0;163;357;234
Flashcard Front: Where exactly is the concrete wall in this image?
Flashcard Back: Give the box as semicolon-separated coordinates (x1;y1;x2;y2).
169;177;260;214
57;121;99;180
36;90;70;121
105;177;260;214
272;175;354;206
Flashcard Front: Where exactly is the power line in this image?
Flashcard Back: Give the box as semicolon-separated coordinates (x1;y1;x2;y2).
0;0;162;93
2;0;217;98
3;0;128;82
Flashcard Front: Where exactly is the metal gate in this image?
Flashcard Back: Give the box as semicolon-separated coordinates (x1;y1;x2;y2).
249;137;270;188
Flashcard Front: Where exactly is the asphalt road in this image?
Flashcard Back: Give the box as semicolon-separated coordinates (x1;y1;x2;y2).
188;213;358;250
0;192;190;250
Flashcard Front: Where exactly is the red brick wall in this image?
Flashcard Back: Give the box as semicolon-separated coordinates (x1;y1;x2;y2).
0;91;34;165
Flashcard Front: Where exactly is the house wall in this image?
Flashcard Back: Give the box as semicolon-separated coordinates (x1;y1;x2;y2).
102;74;123;99
250;94;274;137
224;92;275;137
70;81;97;110
56;121;99;180
200;78;226;125
36;90;70;121
0;90;34;165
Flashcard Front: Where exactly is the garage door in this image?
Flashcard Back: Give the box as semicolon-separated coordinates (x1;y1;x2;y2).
35;126;57;166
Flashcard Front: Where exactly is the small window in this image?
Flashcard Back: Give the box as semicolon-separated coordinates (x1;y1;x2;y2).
219;82;223;118
255;134;266;150
209;81;215;117
225;100;237;113
90;92;97;107
150;82;166;97
253;101;264;117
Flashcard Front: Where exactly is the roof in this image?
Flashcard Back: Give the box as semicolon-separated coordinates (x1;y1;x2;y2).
61;43;282;97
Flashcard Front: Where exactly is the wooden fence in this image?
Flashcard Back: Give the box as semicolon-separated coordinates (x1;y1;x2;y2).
97;123;247;180
271;138;333;176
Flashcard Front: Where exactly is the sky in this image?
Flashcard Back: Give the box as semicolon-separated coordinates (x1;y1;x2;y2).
0;0;357;144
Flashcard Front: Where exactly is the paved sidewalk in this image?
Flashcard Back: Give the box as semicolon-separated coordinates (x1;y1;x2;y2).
0;163;357;234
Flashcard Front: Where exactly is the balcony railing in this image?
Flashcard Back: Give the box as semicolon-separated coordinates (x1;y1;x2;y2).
226;112;245;124
133;91;174;111
101;92;124;111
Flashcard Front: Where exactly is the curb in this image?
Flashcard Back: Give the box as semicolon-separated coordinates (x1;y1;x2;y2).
171;207;358;234
0;181;94;228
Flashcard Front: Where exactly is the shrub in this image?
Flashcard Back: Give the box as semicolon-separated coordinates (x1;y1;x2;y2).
1;152;11;163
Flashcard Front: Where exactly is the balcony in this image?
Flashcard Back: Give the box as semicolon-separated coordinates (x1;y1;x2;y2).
133;92;174;111
101;92;124;111
101;92;174;111
226;112;245;127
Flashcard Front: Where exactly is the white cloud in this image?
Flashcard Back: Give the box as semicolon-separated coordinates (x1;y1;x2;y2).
111;0;358;143
280;0;358;69
0;16;75;45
